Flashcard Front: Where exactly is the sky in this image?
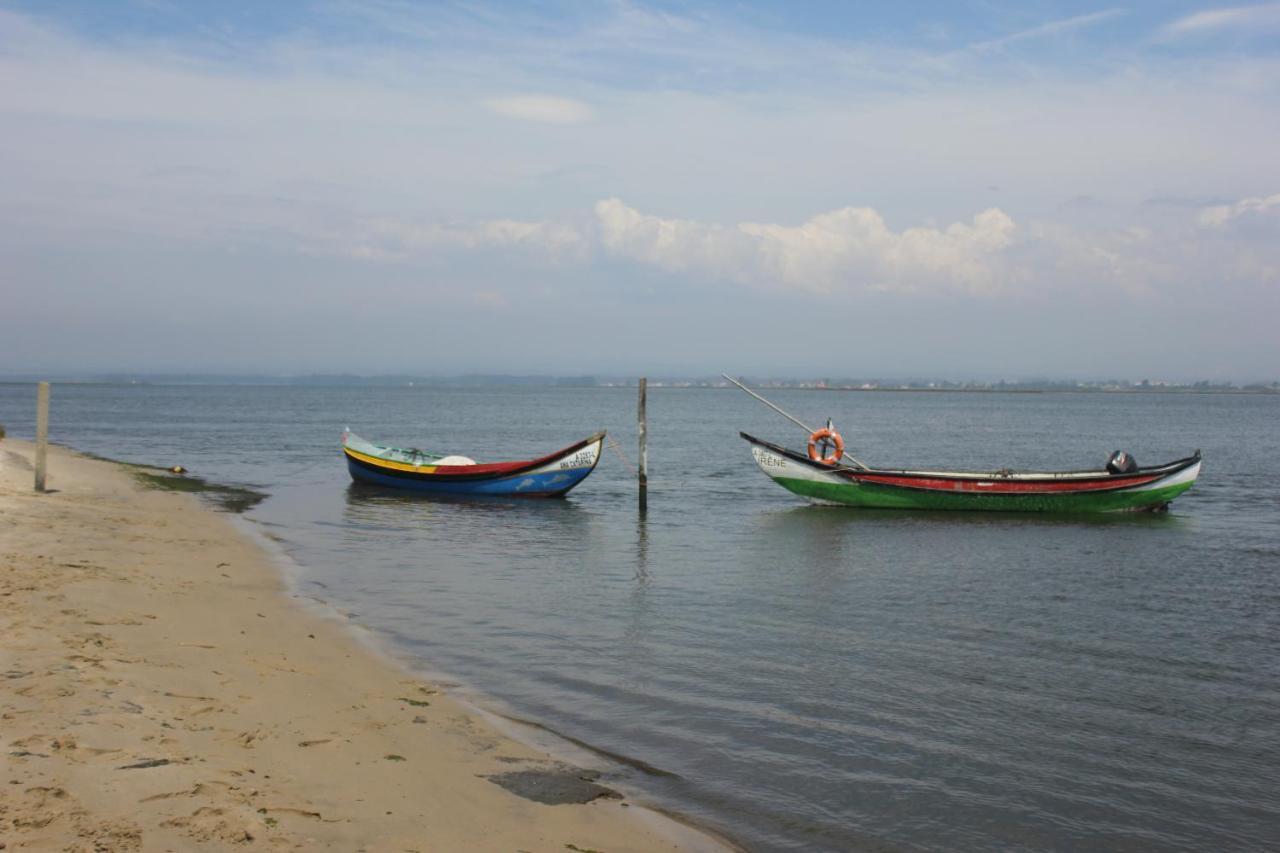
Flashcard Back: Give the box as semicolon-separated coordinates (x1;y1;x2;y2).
1;0;1278;379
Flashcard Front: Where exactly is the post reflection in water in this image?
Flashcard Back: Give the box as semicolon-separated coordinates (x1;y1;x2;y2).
633;510;650;587
620;511;655;693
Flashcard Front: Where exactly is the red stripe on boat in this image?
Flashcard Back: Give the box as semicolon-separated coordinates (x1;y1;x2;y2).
848;472;1163;494
423;435;598;476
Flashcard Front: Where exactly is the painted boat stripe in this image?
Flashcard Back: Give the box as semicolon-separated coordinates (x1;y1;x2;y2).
849;471;1163;494
344;445;534;475
343;433;603;479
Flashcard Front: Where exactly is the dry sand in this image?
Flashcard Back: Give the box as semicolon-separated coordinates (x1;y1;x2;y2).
0;440;730;852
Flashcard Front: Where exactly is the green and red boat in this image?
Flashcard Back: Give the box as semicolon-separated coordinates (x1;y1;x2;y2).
741;432;1201;513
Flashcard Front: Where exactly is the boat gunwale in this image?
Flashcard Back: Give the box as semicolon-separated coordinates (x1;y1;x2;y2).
344;431;607;482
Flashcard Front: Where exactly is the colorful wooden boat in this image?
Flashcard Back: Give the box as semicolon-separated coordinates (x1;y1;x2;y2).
741;432;1201;513
343;430;605;497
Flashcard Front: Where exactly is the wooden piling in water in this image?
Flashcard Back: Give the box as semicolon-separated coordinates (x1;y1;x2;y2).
35;381;49;492
638;377;648;511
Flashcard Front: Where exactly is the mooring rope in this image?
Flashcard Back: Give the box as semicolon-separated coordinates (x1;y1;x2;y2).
606;435;638;477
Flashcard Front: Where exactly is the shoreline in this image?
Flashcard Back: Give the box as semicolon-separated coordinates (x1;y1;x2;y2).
225;517;699;819
0;439;734;851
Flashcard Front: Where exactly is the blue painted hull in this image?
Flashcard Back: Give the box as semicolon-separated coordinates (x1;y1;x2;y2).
342;431;606;498
346;457;597;497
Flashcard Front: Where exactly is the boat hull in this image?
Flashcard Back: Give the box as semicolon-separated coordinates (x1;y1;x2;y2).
744;434;1200;513
344;433;604;497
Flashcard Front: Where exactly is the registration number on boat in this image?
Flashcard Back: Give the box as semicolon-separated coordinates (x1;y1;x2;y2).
560;450;596;470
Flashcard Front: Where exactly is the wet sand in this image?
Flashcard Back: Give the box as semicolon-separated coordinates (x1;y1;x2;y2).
0;440;728;852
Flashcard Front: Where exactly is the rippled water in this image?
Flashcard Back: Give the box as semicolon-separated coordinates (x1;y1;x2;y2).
3;383;1278;851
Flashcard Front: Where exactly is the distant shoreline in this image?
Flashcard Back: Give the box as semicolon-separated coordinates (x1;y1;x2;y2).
807;386;1276;395
2;378;1275;395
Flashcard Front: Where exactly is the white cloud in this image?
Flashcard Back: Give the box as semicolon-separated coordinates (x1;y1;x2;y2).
1024;222;1178;297
1162;3;1280;37
325;198;1024;297
339;216;587;261
594;198;1017;294
1199;192;1280;226
969;9;1125;52
484;95;594;124
323;194;1280;308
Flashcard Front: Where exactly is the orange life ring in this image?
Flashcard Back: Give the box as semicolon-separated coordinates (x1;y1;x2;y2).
807;428;845;465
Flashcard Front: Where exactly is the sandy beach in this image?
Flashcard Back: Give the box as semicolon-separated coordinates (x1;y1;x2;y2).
0;439;728;852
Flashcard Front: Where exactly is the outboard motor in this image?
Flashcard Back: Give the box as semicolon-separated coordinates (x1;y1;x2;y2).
1106;450;1138;474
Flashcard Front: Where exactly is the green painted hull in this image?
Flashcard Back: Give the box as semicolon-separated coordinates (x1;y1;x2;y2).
771;475;1195;513
744;433;1202;514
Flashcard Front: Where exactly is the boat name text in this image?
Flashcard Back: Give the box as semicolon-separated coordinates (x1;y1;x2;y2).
560;449;596;470
754;448;787;470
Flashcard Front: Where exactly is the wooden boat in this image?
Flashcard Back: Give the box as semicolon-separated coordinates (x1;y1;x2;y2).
741;432;1201;513
343;430;605;497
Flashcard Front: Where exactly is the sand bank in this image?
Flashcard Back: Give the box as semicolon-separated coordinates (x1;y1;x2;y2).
0;440;728;852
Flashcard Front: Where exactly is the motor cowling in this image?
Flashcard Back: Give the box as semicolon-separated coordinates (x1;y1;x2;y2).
1106;450;1138;474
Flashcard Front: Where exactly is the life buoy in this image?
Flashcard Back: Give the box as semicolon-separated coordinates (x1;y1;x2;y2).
807;428;844;465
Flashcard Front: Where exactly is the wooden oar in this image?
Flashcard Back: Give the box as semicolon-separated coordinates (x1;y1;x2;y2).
722;374;868;469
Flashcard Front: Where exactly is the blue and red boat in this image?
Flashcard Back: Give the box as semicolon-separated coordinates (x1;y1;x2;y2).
342;429;605;497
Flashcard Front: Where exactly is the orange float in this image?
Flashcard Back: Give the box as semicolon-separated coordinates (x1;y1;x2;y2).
807;427;845;465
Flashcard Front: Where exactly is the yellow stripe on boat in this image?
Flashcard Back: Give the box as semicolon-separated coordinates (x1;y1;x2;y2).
343;446;437;474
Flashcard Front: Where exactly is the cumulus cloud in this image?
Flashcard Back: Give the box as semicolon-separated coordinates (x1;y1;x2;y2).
327;199;1024;296
1198;192;1280;227
594;198;1017;294
484;95;594;124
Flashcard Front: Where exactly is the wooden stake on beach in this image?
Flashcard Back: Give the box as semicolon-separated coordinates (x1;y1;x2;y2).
638;377;648;511
35;381;49;492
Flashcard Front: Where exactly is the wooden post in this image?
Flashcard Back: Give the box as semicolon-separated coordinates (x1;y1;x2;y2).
637;377;648;511
34;381;49;492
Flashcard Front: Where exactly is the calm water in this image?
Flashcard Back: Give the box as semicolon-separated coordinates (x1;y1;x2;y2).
3;383;1278;852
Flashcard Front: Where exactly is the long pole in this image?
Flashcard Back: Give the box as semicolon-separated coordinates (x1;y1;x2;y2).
637;377;648;510
722;374;816;434
35;381;49;492
722;374;868;469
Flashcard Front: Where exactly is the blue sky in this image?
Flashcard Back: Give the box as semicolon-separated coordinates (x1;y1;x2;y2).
1;1;1278;378
16;1;1277;51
